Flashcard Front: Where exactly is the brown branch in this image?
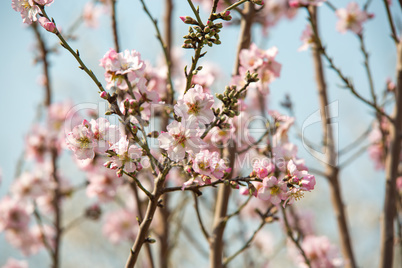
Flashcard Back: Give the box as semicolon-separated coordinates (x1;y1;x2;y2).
129;182;155;268
223;214;266;266
125;164;171;268
382;0;399;43
155;2;174;266
193;192;210;240
232;2;254;76
32;23;51;106
281;206;311;268
209;4;255;267
379;39;402;268
309;7;357;268
111;0;120;52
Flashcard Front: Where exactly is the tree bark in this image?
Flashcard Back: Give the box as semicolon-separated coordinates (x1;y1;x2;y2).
309;7;356;268
379;39;402;268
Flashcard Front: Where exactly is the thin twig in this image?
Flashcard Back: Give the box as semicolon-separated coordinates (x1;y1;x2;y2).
111;0;120;52
281;206;311;268
382;0;399;43
33;206;55;258
124;172;153;199
223;207;269;266
138;0;175;103
193;192;210;240
306;10;393;123
187;0;204;27
39;6;106;93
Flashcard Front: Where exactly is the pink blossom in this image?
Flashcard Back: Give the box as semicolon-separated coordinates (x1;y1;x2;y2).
287;160;316;191
25;124;48;162
293;235;343;268
298;24;314;51
0;196;31;232
38;16;56;33
192;150;227;180
10;171;55;201
90;117;120;153
158;121;205;161
252;159;275;179
181;175;208;190
103;209;137;244
239;43;264;70
270;110;295;145
107;135;142;174
48;100;74;132
12;0;40;24
1;259;28;268
5;224;54;256
100;48;146;90
83;2;102;28
336;2;372;34
257;176;288;205
239;44;281;95
174;84;215;124
86;169;123;202
66;121;96;160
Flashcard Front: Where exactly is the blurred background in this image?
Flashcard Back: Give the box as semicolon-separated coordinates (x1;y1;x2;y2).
0;0;400;267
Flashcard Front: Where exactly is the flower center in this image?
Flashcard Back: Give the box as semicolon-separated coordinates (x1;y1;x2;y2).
187;102;200;115
22;0;32;9
346;14;357;26
173;133;187;146
79;137;91;148
270;185;280;195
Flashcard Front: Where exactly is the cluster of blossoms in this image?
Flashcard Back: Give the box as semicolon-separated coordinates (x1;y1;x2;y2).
290;235;343;267
12;0;56;32
0;101;78;257
335;2;373;34
235;43;281;95
246;158;315;206
159;83;218;161
100;48;146;90
66;118;119;160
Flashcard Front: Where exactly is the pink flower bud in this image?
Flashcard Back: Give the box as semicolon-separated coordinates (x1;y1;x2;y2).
38;17;56;33
82;119;90;128
100;91;108;99
180;16;186;22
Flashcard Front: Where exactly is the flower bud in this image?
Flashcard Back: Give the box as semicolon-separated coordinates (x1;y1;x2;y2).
100;91;108;100
38;17;56;33
180;16;198;25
